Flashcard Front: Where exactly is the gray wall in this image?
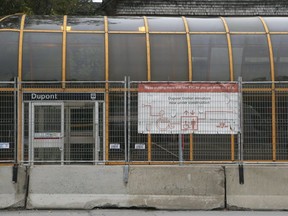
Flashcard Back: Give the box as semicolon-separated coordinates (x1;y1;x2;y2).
2;165;288;210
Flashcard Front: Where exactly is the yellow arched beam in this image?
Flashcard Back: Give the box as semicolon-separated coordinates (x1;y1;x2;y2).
0;14;16;22
259;17;276;161
62;15;67;88
221;17;235;162
143;16;152;161
182;16;193;161
17;14;26;163
104;16;110;162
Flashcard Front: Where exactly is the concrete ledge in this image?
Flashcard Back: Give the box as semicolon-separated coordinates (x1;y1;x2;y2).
27;165;225;210
226;165;288;210
0;166;27;209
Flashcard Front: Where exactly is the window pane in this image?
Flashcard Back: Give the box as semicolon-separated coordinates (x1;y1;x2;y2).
0;32;18;81
187;18;225;32
225;17;265;32
231;35;270;81
0;15;21;29
109;34;146;81
108;17;144;31
67;17;104;31
264;17;288;32
148;17;185;32
25;16;63;30
67;34;104;81
191;35;229;81
150;35;188;81
23;33;62;81
271;35;288;81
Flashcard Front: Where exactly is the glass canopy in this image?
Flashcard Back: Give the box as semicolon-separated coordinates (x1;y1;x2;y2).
0;15;286;81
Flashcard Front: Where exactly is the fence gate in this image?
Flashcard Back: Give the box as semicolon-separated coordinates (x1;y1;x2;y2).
24;92;105;164
29;102;64;164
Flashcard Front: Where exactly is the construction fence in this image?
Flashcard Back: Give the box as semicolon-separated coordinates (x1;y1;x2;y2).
0;79;287;165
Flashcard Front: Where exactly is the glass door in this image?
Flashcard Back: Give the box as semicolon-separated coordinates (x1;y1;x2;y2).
30;102;64;164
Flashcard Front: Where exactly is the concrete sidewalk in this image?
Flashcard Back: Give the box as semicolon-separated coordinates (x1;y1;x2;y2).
1;210;288;216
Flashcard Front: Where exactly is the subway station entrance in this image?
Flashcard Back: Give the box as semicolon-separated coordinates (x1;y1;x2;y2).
23;92;105;164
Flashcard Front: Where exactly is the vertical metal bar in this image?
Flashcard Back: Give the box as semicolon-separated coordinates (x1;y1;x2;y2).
127;77;131;163
62;15;67;89
238;77;244;162
95;102;99;164
144;16;152;162
124;77;127;162
17;14;26;163
14;78;17;163
144;16;151;81
221;17;235;161
182;16;194;161
104;16;109;162
178;134;183;165
259;17;276;161
102;101;106;163
31;103;34;165
61;103;64;165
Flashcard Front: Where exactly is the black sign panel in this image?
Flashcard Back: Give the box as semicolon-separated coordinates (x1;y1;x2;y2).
23;93;104;101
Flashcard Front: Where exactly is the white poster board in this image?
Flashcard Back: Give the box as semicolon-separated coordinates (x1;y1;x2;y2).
138;83;239;134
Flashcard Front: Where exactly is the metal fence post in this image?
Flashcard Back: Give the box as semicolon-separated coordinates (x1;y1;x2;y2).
127;77;131;163
238;77;244;184
14;77;18;163
124;77;128;163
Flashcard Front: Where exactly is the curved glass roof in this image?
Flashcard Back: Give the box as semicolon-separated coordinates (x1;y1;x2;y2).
0;15;287;81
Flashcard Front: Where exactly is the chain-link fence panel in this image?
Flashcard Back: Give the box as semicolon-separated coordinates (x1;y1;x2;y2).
0;82;17;163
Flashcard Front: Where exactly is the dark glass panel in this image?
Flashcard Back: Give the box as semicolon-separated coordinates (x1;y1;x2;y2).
225;17;265;32
150;35;188;81
24;16;63;30
108;17;144;31
0;15;21;29
67;34;104;81
0;32;19;81
271;35;288;81
191;35;229;81
23;33;62;81
263;17;288;32
148;17;185;32
109;34;146;81
67;17;104;31
187;18;225;32
231;35;270;81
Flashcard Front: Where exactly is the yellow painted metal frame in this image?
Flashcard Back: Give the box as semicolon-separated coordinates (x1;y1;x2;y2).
104;16;110;162
182;16;194;161
17;14;26;163
259;17;277;161
144;16;152;161
1;15;287;164
62;16;67;88
221;17;235;161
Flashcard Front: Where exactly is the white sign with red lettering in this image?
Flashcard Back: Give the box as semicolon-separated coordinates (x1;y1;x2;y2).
138;83;239;134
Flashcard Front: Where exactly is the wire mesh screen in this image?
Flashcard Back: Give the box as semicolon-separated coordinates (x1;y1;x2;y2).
108;86;126;161
129;85;148;162
0;88;16;163
21;81;125;164
242;89;273;161
129;81;240;163
7;80;288;165
276;91;288;160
